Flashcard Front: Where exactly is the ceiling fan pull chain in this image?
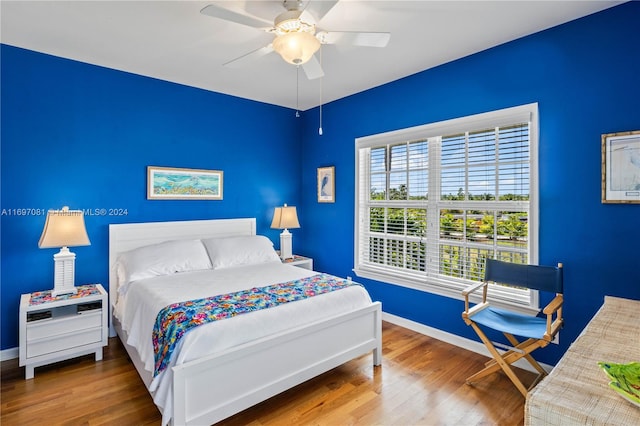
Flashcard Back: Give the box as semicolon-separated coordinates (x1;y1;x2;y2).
296;65;300;118
319;45;323;136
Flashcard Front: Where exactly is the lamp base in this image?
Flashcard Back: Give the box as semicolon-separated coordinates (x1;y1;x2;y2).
51;247;78;297
52;286;77;298
279;229;293;260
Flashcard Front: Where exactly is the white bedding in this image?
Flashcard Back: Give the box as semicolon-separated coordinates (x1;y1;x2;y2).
113;262;372;425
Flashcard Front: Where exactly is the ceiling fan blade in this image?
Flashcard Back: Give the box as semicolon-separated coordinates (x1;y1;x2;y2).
319;31;391;48
302;0;339;23
243;1;288;20
224;44;274;68
302;55;324;80
200;4;273;29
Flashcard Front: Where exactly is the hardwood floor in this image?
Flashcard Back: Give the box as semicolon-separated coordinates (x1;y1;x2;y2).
1;322;534;425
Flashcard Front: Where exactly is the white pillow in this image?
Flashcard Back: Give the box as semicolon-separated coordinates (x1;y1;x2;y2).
202;235;281;269
116;239;212;285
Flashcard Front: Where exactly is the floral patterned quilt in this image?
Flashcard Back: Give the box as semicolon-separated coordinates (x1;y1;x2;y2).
152;273;359;376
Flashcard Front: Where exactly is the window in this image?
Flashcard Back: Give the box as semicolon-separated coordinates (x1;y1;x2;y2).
355;104;539;312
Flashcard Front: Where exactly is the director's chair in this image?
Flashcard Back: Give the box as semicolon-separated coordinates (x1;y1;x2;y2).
461;259;563;396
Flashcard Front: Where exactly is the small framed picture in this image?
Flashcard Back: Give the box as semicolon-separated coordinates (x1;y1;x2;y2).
601;131;640;204
147;166;223;200
317;166;335;203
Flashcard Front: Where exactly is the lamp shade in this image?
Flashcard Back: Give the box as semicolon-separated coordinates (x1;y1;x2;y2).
272;31;320;65
38;207;91;248
271;204;300;230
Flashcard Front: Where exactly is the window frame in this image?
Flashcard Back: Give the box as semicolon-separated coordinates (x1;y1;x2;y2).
354;104;539;314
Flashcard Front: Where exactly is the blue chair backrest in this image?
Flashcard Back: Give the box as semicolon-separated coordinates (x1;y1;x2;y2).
484;259;563;293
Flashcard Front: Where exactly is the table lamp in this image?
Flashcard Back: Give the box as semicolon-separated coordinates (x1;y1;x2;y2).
38;206;91;296
270;204;300;260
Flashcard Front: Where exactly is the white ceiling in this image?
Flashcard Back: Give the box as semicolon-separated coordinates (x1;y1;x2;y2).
0;1;624;110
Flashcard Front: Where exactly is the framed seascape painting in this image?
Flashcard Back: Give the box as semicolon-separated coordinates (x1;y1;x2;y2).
147;166;223;200
317;166;335;203
602;131;640;204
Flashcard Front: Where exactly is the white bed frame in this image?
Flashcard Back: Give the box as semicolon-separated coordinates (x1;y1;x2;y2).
108;218;382;425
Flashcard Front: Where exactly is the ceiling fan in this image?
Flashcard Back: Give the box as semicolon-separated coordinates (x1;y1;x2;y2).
200;0;391;80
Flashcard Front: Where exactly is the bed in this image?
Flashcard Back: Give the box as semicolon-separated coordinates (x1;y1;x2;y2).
108;218;382;425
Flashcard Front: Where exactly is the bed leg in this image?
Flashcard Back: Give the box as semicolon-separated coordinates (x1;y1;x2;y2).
373;345;382;366
373;303;382;366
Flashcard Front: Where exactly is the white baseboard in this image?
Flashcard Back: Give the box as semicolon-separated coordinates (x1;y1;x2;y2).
1;347;18;361
382;312;553;374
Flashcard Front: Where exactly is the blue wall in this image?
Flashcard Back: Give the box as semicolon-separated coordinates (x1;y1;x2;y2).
2;3;639;365
1;47;302;349
298;2;639;365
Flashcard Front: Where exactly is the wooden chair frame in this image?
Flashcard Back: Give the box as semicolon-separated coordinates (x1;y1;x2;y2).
461;261;563;396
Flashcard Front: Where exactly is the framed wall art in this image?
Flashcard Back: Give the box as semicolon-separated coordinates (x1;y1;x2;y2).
317;166;335;203
147;166;223;200
601;131;640;204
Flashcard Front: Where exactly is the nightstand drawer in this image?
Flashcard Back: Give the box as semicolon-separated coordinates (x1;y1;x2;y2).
27;310;102;341
27;326;103;358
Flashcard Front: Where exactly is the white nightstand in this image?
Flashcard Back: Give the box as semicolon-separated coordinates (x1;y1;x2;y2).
282;255;313;270
19;284;108;379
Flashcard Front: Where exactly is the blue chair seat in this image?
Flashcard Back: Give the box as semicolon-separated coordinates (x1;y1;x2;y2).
472;307;546;340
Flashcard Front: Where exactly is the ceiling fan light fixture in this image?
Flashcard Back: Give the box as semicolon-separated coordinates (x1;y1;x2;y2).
273;31;320;65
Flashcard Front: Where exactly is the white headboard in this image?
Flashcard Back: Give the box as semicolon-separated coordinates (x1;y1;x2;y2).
108;218;256;299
